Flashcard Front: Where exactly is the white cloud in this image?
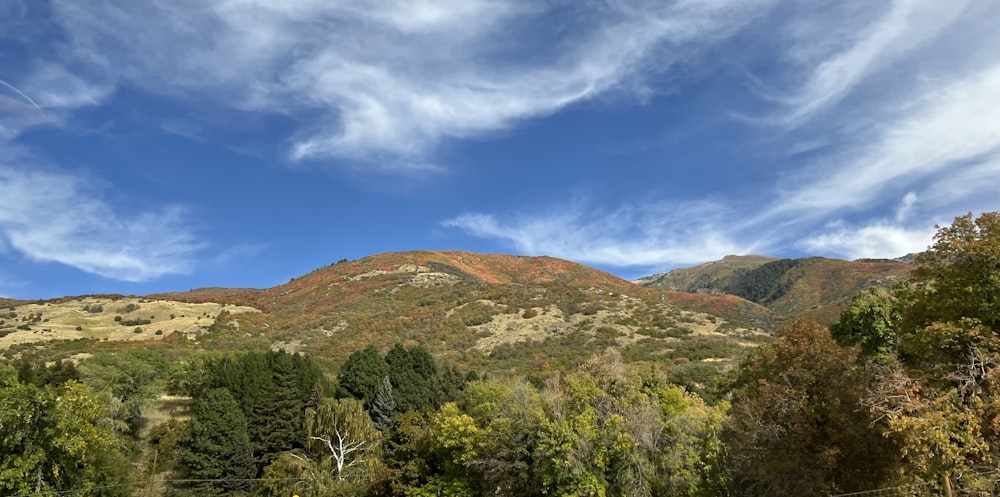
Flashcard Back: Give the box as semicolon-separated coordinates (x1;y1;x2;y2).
0;161;202;281
44;0;776;169
765;62;1000;222
769;0;971;126
444;198;746;268
895;192;918;222
799;221;934;260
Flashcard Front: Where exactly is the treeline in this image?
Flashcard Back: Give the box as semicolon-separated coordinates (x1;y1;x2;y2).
3;212;1000;496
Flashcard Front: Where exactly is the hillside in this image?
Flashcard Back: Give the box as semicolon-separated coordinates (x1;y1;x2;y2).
638;255;913;323
635;255;779;292
3;251;770;384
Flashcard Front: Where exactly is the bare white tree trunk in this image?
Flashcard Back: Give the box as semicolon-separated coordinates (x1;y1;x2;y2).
311;428;367;480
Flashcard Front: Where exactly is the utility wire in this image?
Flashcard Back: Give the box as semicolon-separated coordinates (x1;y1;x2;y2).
9;477;304;497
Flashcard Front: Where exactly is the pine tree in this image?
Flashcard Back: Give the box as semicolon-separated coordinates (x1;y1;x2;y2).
386;344;436;413
338;345;390;407
178;388;256;496
371;376;396;433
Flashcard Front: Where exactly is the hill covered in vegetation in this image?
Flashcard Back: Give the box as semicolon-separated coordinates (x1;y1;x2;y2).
5;213;1000;496
638;254;913;324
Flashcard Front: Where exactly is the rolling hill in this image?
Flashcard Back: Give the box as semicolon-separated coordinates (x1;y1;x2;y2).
2;251;770;385
637;255;913;324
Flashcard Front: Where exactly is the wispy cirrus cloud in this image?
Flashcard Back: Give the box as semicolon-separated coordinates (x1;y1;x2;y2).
447;1;1000;269
0;156;202;282
769;62;1000;219
763;0;973;127
41;0;777;169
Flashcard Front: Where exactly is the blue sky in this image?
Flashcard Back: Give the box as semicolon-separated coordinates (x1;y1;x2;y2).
1;0;999;299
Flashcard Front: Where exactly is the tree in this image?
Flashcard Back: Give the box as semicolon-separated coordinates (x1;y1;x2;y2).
0;364;133;496
904;212;1000;333
386;344;437;413
338;346;390;408
372;376;396;433
724;320;899;496
305;398;382;483
198;350;327;469
176;388;256;496
831;285;900;361
79;352;164;438
861;212;1000;489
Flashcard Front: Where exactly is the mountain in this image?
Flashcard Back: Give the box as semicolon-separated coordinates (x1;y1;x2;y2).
634;255;779;292
2;251;770;383
637;255;914;324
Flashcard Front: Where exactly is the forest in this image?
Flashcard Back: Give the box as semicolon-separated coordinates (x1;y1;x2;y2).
2;212;1000;496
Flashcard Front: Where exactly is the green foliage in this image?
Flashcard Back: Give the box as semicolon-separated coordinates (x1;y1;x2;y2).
304;398;383;485
387;344;438;413
79;351;166;439
371;376;396;433
724;259;800;304
830;285;900;360
120;318;152;327
844;213;1000;487
387;352;730;497
147;418;188;474
176;388;256;496
897;212;1000;366
201;350;327;469
0;365;133;496
338;345;390;407
15;358;79;387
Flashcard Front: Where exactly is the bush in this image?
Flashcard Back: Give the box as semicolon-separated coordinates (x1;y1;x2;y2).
133;327;144;333
118;303;141;314
83;304;104;313
119;318;152;327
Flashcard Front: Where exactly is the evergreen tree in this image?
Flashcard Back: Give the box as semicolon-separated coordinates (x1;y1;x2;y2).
386;344;436;413
177;388;256;496
337;345;390;407
371;376;396;433
201;350;326;470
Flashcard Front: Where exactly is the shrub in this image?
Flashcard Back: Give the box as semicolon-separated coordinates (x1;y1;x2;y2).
133;327;144;333
118;303;140;314
119;318;152;327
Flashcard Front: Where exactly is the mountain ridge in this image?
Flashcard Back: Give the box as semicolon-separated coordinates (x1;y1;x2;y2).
3;251;770;383
636;254;913;323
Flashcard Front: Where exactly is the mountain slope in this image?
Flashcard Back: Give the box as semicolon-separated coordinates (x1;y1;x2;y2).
4;251;769;381
638;255;913;324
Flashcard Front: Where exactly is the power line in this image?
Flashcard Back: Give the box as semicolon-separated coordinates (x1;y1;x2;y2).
830;481;934;497
9;477;304;497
